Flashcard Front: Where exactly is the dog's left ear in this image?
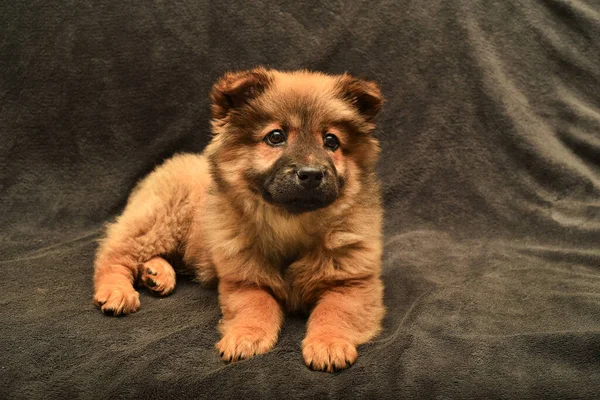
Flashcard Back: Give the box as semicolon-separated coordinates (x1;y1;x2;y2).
337;74;384;121
211;68;272;120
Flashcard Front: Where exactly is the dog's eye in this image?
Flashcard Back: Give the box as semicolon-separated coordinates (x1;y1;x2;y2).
264;129;287;146
323;133;340;151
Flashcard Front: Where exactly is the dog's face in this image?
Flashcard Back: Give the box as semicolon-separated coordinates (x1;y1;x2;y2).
207;68;383;214
251;122;343;213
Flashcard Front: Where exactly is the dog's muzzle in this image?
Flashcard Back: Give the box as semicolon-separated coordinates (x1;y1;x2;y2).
263;165;340;213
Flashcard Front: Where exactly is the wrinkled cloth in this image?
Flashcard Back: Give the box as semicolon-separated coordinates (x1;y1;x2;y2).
1;1;599;398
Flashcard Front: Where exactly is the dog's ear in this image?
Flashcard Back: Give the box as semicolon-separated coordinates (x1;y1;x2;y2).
210;68;272;120
337;74;384;121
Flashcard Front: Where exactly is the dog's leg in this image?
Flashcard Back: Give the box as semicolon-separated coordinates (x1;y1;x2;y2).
93;174;193;315
302;278;384;372
216;280;283;362
93;204;189;315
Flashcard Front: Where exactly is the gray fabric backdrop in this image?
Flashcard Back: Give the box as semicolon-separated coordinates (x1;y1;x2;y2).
1;0;599;398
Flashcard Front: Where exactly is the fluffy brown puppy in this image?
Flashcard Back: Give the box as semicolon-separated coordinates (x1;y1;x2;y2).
93;68;385;372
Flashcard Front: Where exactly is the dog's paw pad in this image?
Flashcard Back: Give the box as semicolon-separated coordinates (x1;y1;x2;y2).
140;258;176;296
302;336;357;373
145;277;157;287
94;286;140;316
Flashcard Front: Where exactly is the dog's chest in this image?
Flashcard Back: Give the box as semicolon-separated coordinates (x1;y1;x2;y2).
277;250;302;275
259;213;312;260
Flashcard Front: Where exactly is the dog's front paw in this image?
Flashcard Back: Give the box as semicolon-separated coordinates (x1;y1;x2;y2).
216;326;277;363
94;285;140;316
302;335;358;373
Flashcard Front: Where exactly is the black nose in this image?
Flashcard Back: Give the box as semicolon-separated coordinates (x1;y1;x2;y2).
296;167;324;189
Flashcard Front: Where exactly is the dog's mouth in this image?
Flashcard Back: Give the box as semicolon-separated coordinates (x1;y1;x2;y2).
261;190;333;214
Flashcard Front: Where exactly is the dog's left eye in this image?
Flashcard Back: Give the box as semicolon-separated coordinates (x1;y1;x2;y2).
264;129;287;146
323;133;340;151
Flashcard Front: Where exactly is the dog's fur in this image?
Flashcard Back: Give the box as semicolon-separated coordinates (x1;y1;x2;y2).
93;68;385;372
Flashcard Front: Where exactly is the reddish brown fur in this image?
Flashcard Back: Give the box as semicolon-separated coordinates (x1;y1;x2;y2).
93;68;385;372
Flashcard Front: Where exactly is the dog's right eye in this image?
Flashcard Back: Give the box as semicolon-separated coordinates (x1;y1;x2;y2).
264;129;287;146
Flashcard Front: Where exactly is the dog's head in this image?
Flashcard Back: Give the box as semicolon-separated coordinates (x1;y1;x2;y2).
207;68;383;214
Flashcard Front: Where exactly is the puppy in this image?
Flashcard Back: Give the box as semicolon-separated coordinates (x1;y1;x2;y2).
93;68;385;372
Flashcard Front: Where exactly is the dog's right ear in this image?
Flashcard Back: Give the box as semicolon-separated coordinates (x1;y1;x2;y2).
337;74;384;122
210;68;272;120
